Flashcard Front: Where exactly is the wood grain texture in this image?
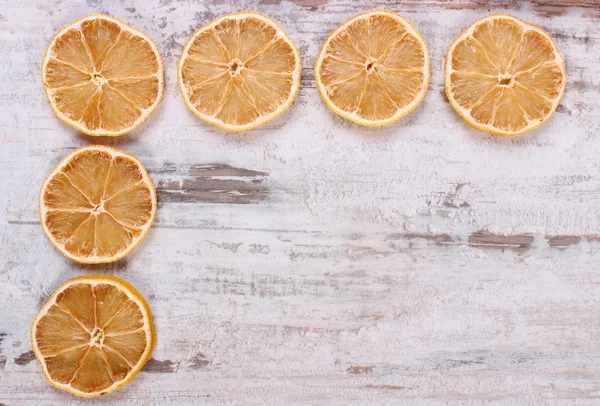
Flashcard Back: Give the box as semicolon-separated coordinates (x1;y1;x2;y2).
1;0;600;404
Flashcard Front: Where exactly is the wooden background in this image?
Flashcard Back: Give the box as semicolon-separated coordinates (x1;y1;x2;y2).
1;0;600;404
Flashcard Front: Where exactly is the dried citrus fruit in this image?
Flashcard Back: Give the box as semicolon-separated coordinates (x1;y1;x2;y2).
41;14;164;136
39;145;157;264
178;12;301;131
315;10;430;126
31;275;155;398
445;14;566;136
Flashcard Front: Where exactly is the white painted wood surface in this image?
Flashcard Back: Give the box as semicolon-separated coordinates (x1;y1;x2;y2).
1;0;600;404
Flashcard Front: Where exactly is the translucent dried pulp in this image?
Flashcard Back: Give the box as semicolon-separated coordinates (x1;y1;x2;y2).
445;14;566;136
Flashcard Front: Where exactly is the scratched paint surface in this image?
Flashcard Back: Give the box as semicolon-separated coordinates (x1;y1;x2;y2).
1;0;600;404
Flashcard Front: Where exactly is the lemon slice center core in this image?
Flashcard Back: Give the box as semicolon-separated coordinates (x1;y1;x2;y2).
90;327;105;346
91;201;105;214
228;58;245;76
364;57;378;74
498;73;514;88
91;72;108;87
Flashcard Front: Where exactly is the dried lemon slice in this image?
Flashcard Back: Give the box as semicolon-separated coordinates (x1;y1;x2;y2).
315;10;430;126
41;14;164;136
445;14;566;136
39;145;156;264
178;12;301;131
31;276;155;397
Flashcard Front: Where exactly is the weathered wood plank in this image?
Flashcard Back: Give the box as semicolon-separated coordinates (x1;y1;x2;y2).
2;0;600;404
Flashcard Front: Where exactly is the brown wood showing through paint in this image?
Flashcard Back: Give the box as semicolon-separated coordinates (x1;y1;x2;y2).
154;164;270;204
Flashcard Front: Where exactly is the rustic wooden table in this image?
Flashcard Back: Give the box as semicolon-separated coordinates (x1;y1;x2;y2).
1;0;599;404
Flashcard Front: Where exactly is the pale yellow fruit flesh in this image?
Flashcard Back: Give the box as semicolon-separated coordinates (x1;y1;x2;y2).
33;281;150;395
317;13;427;123
44;17;161;134
447;17;565;134
180;15;297;128
42;149;153;261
